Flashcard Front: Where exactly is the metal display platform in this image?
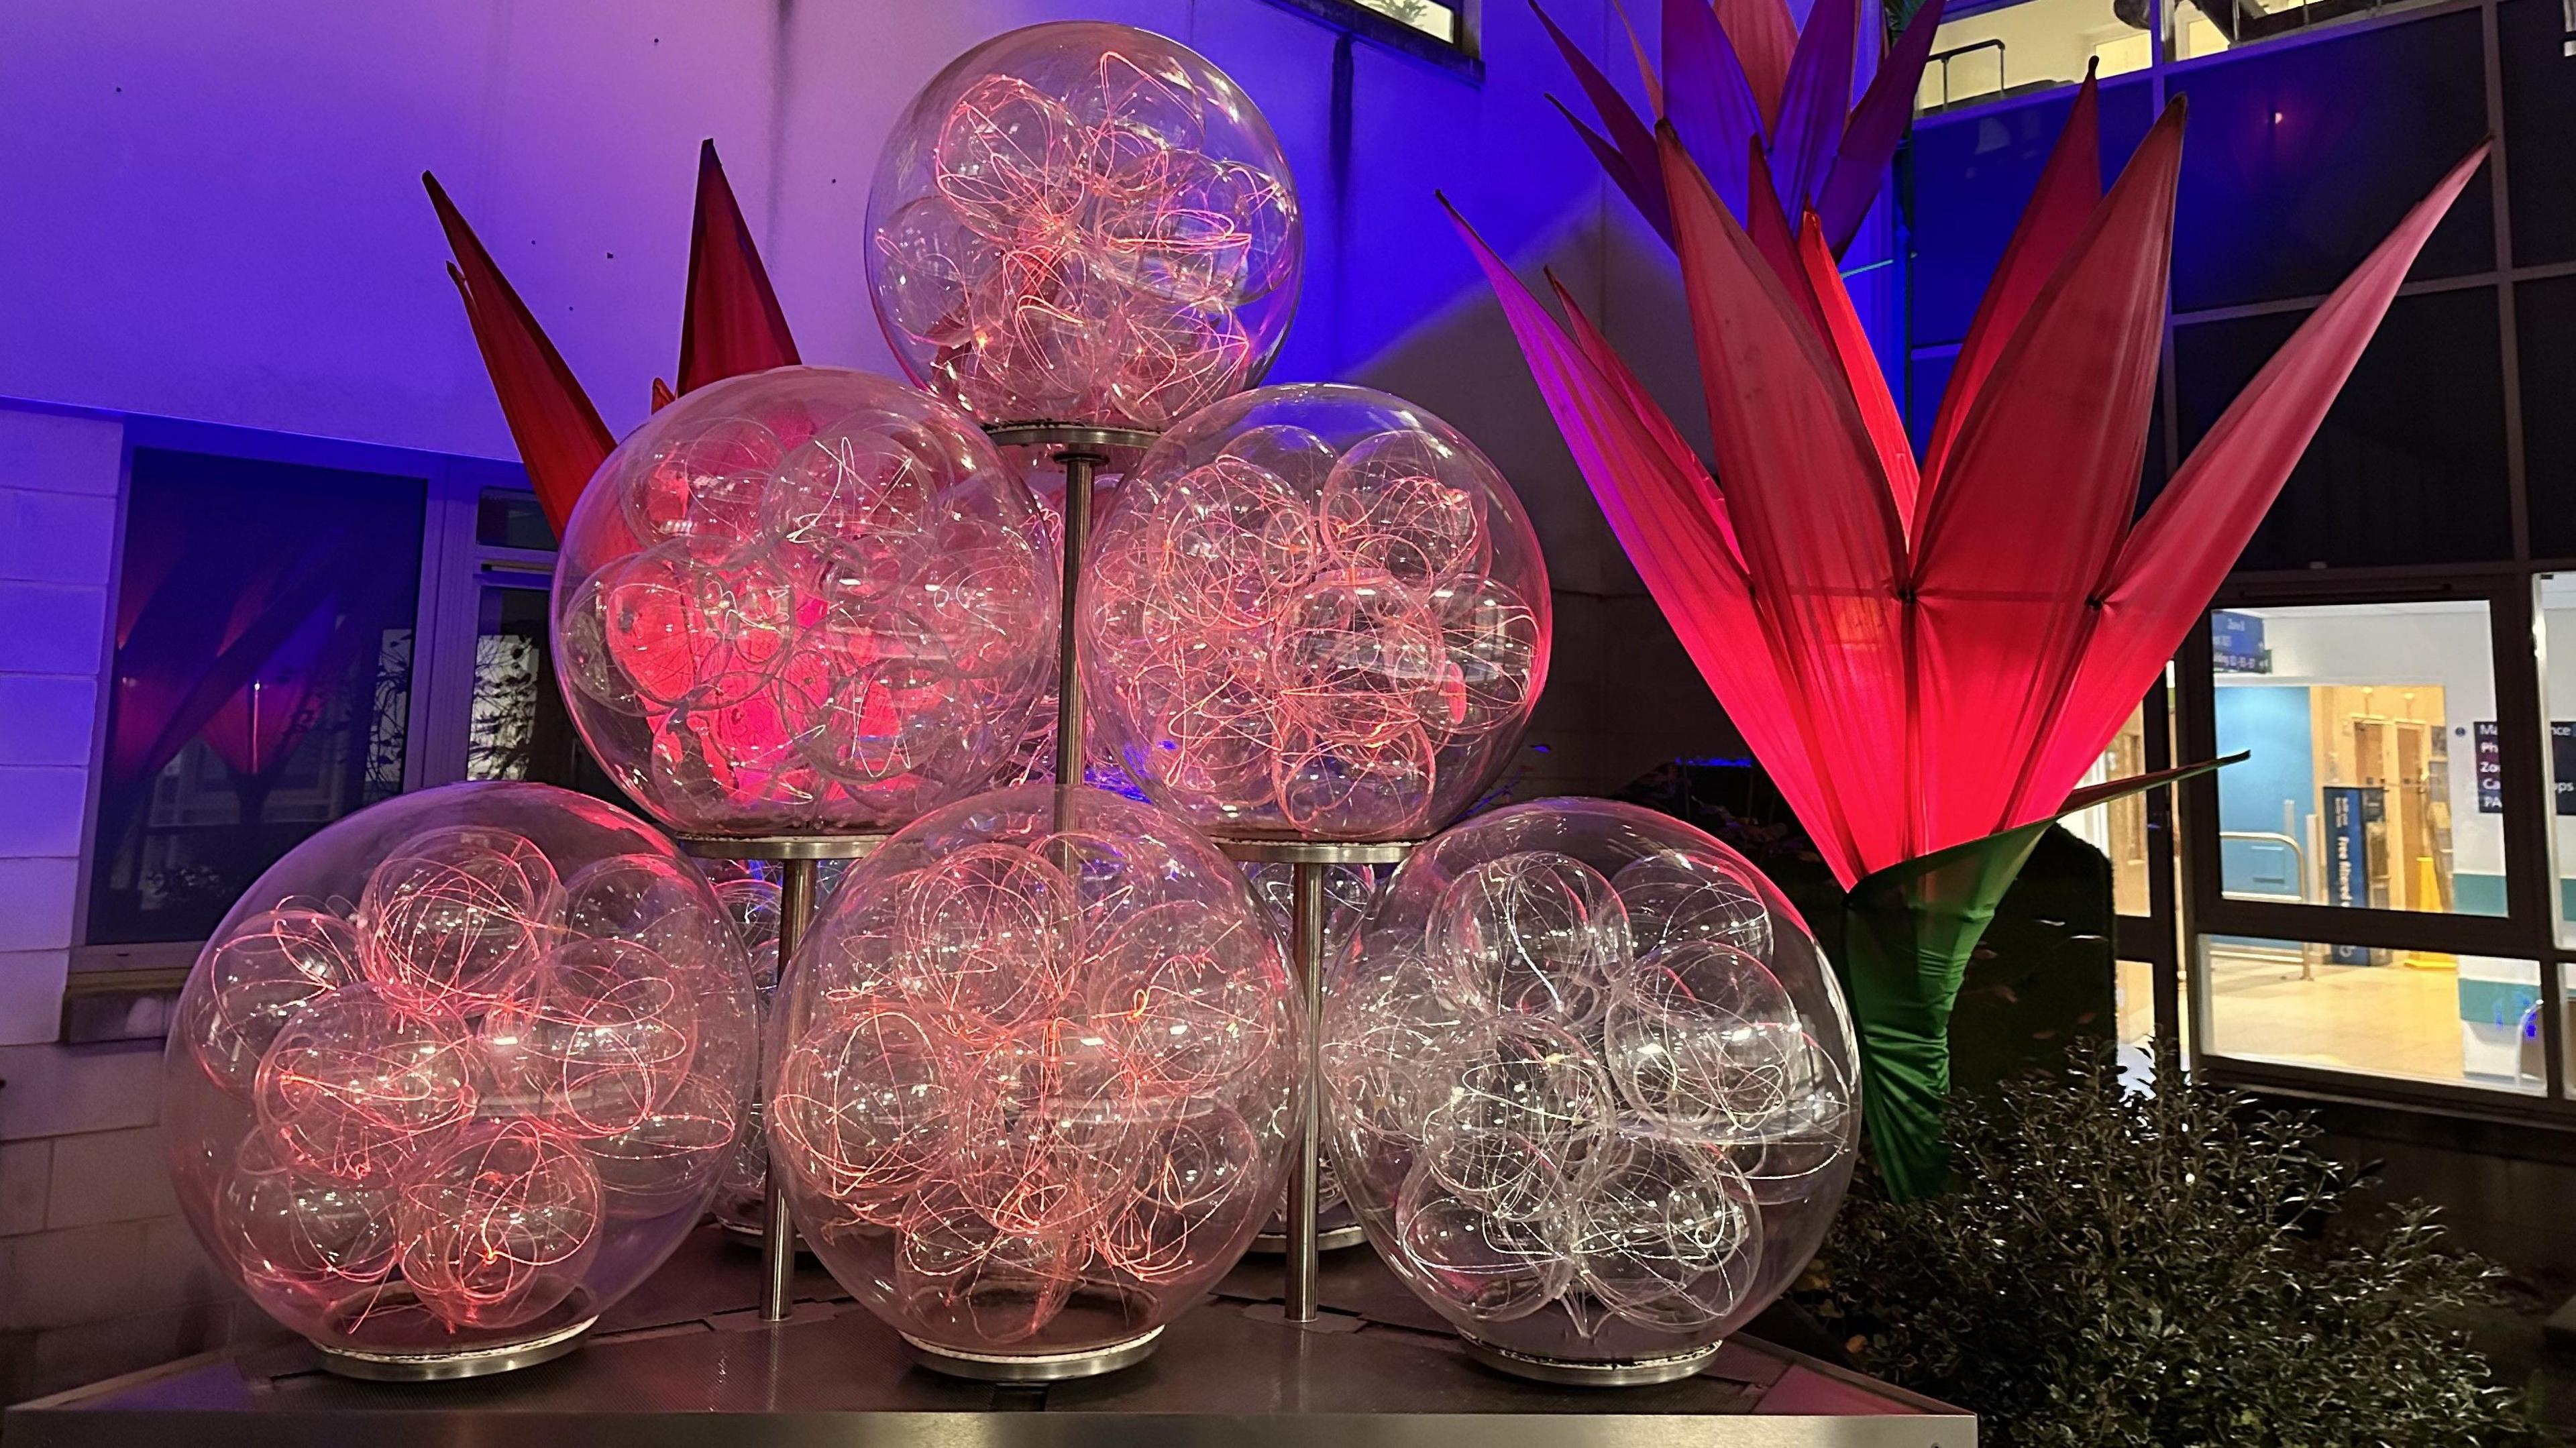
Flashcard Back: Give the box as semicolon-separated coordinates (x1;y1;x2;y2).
4;1226;1975;1447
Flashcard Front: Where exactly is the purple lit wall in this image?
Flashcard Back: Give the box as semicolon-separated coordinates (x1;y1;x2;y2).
0;1;1904;1400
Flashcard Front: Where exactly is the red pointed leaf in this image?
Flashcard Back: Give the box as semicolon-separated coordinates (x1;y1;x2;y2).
1909;102;2182;850
1611;0;1664;114
425;173;612;537
1748;142;1827;335
1919;66;2102;512
1713;0;1798;127
651;378;676;412
1536;1;1670;239
1817;0;1946;254
1660;127;1911;879
1663;0;1763;221
1550;96;1674;245
1768;0;1858;215
1542;269;1739;562
678;140;800;394
2026;142;2492;814
1450;202;1849;877
1796;213;1919;527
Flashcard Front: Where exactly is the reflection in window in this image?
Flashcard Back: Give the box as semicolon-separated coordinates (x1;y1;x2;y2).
2166;9;2492;311
2174;290;2510;569
2063;701;2153;915
467;584;608;795
1342;0;1459;42
2210;602;2500;917
474;488;555;551
1917;0;2151;112
2532;575;2576;946
2205;936;2538;1093
90;449;424;944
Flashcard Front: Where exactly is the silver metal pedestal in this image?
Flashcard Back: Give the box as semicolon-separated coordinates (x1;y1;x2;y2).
676;831;888;1323
313;1317;596;1383
1214;836;1419;1324
5;1228;1975;1445
902;1327;1164;1383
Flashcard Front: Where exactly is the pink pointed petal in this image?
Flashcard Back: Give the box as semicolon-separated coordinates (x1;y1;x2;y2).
678;140;801;395
425;173;612;537
1797;214;1919;526
1536;0;1668;239
1663;0;1763;220
1713;0;1797;127
1450;201;1858;882
1543;269;1740;561
1919;65;2104;514
2023;142;2493;816
1769;0;1858;215
1550;95;1674;244
1748;142;1828;337
1817;0;1947;254
1611;0;1664;113
1658;127;1912;876
1908;102;2183;850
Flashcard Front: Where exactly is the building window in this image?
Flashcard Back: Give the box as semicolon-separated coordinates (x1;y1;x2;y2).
88;449;427;945
2209;602;2500;918
1914;0;2458;115
1263;0;1479;70
1344;0;1462;42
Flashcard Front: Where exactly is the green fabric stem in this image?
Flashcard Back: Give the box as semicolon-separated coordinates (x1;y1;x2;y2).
1833;757;2237;1202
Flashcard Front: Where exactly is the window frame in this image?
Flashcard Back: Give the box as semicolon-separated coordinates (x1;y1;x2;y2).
2172;567;2576;1117
1258;0;1484;78
71;418;547;966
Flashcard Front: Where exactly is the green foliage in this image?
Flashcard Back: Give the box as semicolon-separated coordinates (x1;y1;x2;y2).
1803;1049;2543;1447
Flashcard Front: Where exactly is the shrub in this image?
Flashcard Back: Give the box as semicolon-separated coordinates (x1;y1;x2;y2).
1803;1048;2543;1447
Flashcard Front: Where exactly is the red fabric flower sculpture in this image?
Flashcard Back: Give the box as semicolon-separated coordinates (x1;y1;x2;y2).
1455;72;2487;1197
425;141;800;535
1534;0;1947;254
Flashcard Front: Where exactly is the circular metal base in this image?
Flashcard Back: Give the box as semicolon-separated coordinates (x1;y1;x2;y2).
674;832;888;862
981;422;1162;454
1212;836;1423;866
1250;1221;1368;1254
312;1317;596;1382
1460;1336;1721;1388
900;1326;1163;1382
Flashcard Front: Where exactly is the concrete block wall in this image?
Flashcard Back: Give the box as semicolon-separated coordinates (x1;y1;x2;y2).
0;404;280;1402
0;407;119;1048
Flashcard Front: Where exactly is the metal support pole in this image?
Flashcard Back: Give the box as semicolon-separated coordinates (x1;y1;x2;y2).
1052;449;1100;830
760;856;820;1323
1284;859;1326;1323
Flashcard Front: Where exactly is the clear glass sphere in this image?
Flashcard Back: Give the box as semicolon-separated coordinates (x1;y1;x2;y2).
767;783;1301;1359
161;781;760;1358
551;366;1057;836
1082;384;1550;840
1320;797;1858;1368
865;21;1302;430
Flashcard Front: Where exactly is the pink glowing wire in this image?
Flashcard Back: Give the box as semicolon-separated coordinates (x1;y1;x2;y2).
1083;404;1548;840
768;787;1301;1352
871;38;1299;429
175;804;756;1346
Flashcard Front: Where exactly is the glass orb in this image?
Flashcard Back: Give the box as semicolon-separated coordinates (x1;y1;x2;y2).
160;782;760;1363
1082;384;1550;841
768;783;1300;1364
1320;798;1858;1371
865;21;1301;430
551;366;1056;836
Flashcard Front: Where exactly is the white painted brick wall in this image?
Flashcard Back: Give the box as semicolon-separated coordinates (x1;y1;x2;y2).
0;406;119;1048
